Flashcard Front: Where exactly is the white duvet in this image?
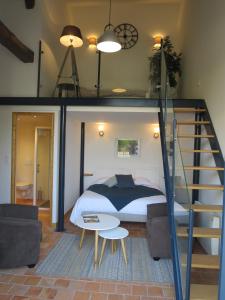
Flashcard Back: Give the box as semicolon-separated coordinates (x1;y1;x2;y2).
70;190;166;225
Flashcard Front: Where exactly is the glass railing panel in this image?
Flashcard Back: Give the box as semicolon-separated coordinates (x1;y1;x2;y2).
174;129;191;300
160;48;192;299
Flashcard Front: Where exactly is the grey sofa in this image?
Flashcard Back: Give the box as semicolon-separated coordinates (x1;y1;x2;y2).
146;203;171;260
0;204;42;269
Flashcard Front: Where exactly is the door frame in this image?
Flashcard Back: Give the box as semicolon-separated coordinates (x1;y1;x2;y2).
11;112;54;220
33;126;52;208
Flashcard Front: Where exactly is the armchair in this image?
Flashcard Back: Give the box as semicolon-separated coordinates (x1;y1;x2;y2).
146;203;171;260
0;204;42;269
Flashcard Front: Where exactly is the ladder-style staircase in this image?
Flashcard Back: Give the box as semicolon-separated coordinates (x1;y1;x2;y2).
174;106;224;299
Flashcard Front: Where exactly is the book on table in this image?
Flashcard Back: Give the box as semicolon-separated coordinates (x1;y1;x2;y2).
82;215;100;223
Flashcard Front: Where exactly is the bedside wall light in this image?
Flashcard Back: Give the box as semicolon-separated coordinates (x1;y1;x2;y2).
87;36;97;49
98;123;105;137
153;124;160;139
153;35;163;50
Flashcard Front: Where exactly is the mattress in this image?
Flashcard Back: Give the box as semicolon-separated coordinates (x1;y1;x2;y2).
70;190;167;224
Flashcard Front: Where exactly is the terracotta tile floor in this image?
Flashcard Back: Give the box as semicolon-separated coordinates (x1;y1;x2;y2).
0;211;175;300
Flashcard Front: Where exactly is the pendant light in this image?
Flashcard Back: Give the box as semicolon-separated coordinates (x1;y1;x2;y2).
97;0;121;53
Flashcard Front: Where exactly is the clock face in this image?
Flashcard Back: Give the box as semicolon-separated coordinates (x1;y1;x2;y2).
114;23;138;50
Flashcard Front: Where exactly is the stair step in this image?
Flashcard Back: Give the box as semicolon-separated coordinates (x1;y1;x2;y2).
192;204;223;213
181;254;220;269
190;284;218;300
181;148;220;154
177;120;210;125
178;134;215;139
177;184;224;191
174;108;206;113
192;254;220;269
184;165;224;171
177;227;221;238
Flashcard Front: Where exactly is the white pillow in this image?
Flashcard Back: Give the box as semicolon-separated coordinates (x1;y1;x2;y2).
94;177;110;184
103;176;117;187
134;177;160;190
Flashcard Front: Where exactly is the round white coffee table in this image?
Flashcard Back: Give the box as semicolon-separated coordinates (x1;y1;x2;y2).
98;227;129;265
76;214;120;265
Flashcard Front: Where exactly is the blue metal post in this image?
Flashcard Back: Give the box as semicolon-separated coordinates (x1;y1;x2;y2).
185;209;194;300
218;160;225;299
57;105;67;232
158;112;183;300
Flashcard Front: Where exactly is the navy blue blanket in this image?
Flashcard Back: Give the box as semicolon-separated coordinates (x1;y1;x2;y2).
88;184;164;211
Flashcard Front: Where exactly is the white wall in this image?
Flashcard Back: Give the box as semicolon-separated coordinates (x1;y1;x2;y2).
64;110;164;211
39;0;71;96
180;0;225;254
0;0;70;97
84;122;164;190
15;116;52;186
69;1;181;94
64;115;81;214
0;1;182;97
0;1;41;96
0;106;60;224
180;0;225;155
0;110;12;203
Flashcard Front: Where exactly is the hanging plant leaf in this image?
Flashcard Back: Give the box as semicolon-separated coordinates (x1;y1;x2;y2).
149;36;182;89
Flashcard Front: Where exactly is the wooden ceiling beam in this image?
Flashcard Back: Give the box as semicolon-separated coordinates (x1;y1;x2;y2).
25;0;35;9
0;20;34;63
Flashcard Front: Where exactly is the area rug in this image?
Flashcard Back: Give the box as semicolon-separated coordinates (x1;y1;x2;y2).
36;233;173;283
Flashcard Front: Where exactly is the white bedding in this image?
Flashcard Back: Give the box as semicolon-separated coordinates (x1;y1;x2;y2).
70;190;167;224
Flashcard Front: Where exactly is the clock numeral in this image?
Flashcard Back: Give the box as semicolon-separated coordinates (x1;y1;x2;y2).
114;23;138;50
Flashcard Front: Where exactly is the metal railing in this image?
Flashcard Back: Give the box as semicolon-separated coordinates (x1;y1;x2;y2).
158;40;193;300
219;164;225;299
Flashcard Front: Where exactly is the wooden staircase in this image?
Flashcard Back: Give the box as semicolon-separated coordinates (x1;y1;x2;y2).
174;106;224;299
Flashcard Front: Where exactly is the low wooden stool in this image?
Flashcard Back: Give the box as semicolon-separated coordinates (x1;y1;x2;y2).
98;227;129;265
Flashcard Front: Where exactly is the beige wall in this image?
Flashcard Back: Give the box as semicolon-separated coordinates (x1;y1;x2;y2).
15;115;52;187
180;0;225;155
69;1;181;94
0;1;41;96
0;0;182;97
180;0;225;254
0;1;70;97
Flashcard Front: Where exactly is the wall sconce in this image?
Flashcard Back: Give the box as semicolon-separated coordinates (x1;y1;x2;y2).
153;35;163;50
87;36;97;49
153;124;160;139
98;123;105;137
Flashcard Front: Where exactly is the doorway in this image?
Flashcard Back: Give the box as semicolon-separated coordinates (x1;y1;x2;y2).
11;113;54;220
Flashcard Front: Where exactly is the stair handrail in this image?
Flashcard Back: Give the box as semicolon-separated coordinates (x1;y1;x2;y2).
218;160;225;299
201;103;224;185
158;39;183;300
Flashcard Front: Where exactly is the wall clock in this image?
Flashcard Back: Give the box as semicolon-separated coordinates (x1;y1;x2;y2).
114;23;138;50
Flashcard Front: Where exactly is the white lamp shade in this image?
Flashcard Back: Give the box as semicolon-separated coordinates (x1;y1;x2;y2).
97;30;121;53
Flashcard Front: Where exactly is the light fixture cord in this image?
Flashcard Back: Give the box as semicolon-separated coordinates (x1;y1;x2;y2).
108;0;112;28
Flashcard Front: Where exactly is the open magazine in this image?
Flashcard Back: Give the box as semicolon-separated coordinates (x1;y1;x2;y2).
82;215;100;223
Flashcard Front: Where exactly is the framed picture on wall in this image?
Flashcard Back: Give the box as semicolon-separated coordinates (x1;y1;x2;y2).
116;139;140;158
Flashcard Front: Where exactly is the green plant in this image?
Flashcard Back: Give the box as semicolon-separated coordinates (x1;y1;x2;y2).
149;36;182;89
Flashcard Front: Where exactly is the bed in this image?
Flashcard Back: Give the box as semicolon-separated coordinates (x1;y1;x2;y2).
70;176;167;224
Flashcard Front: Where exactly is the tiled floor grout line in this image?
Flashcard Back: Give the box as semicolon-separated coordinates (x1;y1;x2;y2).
0;219;175;300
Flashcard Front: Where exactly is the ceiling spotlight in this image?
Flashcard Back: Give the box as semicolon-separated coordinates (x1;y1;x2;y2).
112;88;127;93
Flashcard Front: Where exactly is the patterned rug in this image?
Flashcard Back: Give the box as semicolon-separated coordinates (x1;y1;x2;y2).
36;233;173;283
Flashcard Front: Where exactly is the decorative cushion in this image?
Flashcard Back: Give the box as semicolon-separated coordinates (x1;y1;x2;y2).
115;174;135;188
103;176;117;187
